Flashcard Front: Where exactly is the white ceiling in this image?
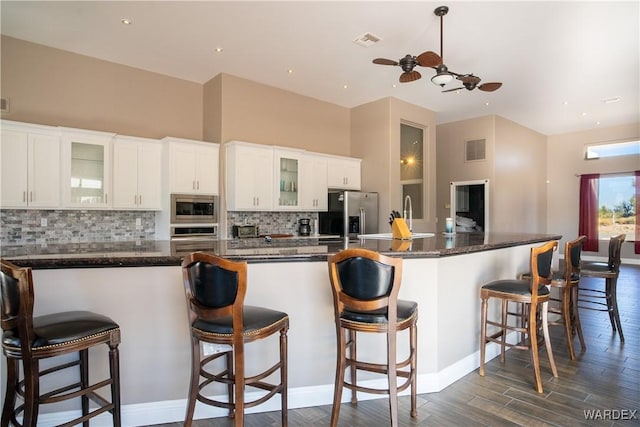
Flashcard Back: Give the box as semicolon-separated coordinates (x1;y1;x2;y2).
1;1;638;136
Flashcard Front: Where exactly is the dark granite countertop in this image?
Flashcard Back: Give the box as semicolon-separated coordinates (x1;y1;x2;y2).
1;232;562;269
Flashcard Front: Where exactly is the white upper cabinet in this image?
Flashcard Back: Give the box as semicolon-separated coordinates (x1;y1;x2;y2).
112;136;162;209
61;128;114;208
326;155;361;190
300;153;328;211
164;137;219;195
225;141;273;211
1;121;61;208
274;148;304;211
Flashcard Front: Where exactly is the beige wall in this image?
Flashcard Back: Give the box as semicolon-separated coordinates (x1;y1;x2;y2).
547;122;640;259
351;97;437;233
436;115;547;234
436;116;496;231
215;74;351;155
0;36;203;140
202;73;223;143
494;115;547;233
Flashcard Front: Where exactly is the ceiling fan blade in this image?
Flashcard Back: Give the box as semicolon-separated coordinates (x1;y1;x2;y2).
373;58;399;66
478;82;502;92
442;87;465;93
399;70;421;83
416;51;442;68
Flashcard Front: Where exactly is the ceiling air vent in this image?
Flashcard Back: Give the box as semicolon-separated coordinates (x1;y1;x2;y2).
465;138;486;162
353;33;382;47
0;98;9;113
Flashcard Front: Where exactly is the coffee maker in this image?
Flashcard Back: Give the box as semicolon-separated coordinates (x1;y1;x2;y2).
298;218;311;236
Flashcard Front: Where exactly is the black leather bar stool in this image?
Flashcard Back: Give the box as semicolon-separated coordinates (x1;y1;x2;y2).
327;248;417;427
0;259;121;427
578;234;626;342
181;252;289;427
479;240;558;393
520;236;587;359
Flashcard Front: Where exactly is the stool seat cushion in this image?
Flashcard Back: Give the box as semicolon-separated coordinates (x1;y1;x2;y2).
193;305;288;335
341;299;418;324
482;279;549;296
2;310;119;350
580;261;615;275
522;271;579;283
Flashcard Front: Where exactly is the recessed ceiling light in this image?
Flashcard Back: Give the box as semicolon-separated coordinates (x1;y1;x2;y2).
581;112;588;116
563;101;569;105
121;18;132;25
214;47;223;53
596;121;601;125
484;102;490;106
287;69;294;74
343;85;348;89
392;84;397;88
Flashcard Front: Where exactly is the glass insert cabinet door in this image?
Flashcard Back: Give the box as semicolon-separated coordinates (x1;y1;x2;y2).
275;149;302;210
61;130;113;208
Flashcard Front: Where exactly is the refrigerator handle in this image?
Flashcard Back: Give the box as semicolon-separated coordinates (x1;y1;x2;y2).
360;207;365;235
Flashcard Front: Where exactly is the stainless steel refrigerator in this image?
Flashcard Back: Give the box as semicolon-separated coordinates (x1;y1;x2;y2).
319;191;379;239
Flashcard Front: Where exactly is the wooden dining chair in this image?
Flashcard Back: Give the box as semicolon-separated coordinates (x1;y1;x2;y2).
579;234;626;342
519;235;587;359
480;240;559;393
181;252;289;427
0;259;121;427
328;248;417;427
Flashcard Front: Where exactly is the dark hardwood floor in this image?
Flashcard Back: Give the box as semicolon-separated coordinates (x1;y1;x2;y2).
154;264;639;426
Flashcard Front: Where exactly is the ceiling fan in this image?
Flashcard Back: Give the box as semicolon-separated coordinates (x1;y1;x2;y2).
372;6;502;93
372;51;442;83
431;6;502;92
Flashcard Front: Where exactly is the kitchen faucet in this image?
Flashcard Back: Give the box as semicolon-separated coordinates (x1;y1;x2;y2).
403;195;413;232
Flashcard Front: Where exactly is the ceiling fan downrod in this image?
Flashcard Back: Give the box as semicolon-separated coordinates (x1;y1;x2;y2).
434;6;449;63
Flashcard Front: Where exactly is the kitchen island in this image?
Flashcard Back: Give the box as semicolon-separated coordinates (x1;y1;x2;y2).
2;232;560;426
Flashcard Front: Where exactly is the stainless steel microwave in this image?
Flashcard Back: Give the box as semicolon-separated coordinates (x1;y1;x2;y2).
171;194;218;224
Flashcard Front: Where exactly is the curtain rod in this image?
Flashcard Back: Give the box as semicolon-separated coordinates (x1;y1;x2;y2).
574;170;639;177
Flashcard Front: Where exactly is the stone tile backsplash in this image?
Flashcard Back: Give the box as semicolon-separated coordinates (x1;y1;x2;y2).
227;211;318;237
1;210;320;245
0;210;156;245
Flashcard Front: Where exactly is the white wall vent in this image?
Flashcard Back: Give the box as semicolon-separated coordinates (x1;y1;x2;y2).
465;138;486;162
353;33;382;47
0;98;9;113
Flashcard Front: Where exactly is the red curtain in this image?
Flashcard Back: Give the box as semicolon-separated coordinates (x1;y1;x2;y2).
579;174;600;252
636;171;639;254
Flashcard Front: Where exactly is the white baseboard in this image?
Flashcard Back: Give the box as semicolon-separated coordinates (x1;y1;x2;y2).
36;339;513;427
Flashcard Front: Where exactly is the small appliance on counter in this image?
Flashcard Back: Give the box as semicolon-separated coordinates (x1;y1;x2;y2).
232;224;259;239
298;218;311;236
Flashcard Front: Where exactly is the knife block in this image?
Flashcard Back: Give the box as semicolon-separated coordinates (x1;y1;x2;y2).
391;218;412;240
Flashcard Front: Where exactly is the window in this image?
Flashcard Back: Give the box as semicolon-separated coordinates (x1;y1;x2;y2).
400;123;423;219
586;140;640;159
598;174;636;241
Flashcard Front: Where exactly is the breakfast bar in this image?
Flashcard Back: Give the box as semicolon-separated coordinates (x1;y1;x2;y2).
2;232;561;425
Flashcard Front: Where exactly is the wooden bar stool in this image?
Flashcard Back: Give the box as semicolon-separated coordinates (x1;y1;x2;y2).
479;240;558;393
579;234;626;342
0;259;121;427
181;252;289;427
327;248;417;427
520;236;587;359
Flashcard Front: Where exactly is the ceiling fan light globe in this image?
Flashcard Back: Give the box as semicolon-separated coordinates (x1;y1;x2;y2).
431;72;454;87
